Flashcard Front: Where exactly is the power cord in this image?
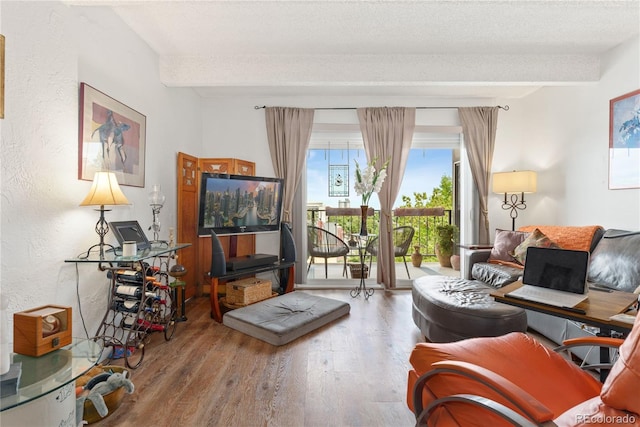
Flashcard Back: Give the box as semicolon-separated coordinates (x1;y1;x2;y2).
74;263;91;340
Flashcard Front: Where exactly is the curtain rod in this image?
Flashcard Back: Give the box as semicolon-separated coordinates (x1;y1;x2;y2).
254;105;509;111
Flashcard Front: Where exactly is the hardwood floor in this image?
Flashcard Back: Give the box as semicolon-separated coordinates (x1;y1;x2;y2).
97;289;422;427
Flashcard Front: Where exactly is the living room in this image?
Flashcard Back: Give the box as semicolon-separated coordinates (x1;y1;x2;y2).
1;1;639;425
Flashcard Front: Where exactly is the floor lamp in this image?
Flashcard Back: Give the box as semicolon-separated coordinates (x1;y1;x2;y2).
492;170;537;231
80;171;130;259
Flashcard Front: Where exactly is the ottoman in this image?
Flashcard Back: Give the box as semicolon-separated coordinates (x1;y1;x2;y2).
223;291;350;346
412;275;527;342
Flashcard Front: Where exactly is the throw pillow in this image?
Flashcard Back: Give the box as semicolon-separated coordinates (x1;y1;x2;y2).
600;314;640;414
510;228;560;265
488;229;529;264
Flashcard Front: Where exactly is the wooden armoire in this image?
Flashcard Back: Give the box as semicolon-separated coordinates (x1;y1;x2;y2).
176;153;256;298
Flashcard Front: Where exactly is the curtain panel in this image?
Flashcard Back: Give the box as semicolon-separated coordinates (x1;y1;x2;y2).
357;107;416;289
265;107;315;282
457;106;499;244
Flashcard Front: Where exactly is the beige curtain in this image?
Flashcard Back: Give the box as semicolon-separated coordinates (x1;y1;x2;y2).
357;107;416;289
265;107;315;224
458;107;499;244
265;107;314;283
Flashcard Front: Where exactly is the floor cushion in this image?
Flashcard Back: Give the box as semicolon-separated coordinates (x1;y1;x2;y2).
223;291;351;345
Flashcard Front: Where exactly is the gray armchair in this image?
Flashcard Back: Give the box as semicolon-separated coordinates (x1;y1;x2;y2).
307;225;350;278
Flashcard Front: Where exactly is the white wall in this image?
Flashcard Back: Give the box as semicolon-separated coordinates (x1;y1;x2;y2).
0;2;201;340
201;96;490;253
494;35;640;232
203;32;640;250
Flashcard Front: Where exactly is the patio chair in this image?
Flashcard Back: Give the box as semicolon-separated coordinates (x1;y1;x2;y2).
307;225;350;278
365;226;415;278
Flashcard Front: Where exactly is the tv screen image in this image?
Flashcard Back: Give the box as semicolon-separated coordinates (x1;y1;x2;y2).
198;173;284;236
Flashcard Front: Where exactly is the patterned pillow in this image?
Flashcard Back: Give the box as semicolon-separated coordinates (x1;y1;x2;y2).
488;229;529;264
511;228;560;265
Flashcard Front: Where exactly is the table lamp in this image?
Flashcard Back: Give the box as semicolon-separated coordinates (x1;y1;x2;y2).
80;171;130;258
492;170;537;231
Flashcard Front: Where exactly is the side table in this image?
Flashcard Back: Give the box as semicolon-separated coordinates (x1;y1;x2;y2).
1;338;102;425
350;234;375;300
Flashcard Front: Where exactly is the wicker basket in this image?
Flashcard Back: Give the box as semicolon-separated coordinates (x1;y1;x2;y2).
349;264;369;279
82;365;128;424
226;278;272;305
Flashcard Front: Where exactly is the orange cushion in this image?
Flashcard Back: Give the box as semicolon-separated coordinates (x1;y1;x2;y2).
600;314;640;414
518;225;603;252
408;333;602;423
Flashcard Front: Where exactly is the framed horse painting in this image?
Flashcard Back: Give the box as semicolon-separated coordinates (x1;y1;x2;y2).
78;83;146;187
609;88;640;190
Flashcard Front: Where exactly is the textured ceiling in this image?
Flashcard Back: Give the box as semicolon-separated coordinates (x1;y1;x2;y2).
70;1;640;98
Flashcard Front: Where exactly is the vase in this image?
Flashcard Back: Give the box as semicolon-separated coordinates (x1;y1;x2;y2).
450;254;460;271
411;246;423;267
359;205;369;236
435;244;452;267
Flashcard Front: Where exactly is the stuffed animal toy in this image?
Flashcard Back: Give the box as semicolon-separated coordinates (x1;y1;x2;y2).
75;371;134;426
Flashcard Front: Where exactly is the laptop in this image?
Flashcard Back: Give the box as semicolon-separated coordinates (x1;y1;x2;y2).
109;220;152;251
505;247;590;308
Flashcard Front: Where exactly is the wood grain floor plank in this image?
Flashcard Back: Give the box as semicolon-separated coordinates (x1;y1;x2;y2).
96;289;420;427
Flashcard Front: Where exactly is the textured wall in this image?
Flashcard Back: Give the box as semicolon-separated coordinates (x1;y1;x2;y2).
0;1;201;341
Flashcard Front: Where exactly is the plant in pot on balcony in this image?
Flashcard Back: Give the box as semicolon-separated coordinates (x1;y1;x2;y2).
435;224;458;268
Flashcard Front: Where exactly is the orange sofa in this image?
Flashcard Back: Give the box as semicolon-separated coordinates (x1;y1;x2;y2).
407;314;640;426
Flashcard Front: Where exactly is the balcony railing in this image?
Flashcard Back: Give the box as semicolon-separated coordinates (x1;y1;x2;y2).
307;207;452;259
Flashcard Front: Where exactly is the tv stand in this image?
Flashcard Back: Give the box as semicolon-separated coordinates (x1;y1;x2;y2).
226;253;279;271
208;261;295;322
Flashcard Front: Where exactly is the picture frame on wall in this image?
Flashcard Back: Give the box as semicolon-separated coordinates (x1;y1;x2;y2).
609;88;640;190
78;83;146;187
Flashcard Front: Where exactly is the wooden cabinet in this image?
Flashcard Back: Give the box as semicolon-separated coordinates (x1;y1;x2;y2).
177;152;199;300
177;153;256;297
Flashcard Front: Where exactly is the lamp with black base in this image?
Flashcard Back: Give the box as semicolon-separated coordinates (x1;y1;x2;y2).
80;171;130;259
493;170;537;231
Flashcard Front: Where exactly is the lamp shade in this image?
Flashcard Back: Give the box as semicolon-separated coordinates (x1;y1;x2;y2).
80;172;130;206
492;170;537;194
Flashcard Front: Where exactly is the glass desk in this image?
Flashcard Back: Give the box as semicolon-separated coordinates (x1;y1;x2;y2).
65;243;191;369
65;242;191;264
0;338;102;412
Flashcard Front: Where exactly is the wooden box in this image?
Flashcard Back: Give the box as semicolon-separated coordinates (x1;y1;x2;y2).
13;305;72;357
226;278;272;305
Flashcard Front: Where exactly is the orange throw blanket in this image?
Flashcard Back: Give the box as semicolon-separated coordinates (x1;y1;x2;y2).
518;225;603;252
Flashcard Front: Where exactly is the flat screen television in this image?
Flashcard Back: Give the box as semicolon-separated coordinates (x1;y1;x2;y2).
198;173;284;236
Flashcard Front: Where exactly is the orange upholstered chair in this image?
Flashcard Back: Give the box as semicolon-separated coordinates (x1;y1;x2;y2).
407;314;640;426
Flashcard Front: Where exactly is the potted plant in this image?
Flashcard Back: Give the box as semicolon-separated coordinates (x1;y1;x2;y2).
435;224;458;267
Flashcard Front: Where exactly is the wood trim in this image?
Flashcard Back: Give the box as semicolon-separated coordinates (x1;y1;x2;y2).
177;152;199;299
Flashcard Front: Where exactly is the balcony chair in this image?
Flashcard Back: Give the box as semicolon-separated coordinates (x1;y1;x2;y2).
407;313;640;426
365;226;415;278
307;225;350;279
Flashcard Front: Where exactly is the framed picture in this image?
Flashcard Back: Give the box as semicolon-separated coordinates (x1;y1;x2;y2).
108;220;151;250
78;83;146;187
609;88;640;190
